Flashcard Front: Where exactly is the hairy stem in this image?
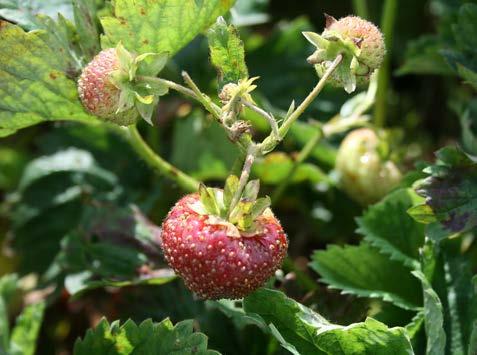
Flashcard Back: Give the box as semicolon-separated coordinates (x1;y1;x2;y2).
181;71;222;118
259;54;343;154
242;100;279;138
125;125;200;192
228;144;258;217
374;0;397;127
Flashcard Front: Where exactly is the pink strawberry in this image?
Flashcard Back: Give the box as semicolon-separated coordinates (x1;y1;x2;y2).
78;48;138;126
161;193;288;300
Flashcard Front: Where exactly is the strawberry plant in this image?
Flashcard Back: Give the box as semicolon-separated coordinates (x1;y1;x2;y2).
0;0;477;354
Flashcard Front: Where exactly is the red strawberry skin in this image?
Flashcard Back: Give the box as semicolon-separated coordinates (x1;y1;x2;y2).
161;194;288;300
78;48;137;125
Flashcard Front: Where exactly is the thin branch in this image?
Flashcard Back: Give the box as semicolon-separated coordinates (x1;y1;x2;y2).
259;54;343;154
124;125;200;192
242;100;280;138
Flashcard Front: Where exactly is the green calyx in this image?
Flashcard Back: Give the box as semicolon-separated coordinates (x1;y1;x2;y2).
109;43;170;125
191;176;271;234
303;19;371;93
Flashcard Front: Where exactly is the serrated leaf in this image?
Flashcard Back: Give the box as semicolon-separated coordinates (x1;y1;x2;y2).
412;271;446;355
0;21;94;137
243;288;414;355
73;318;220;354
310;243;422;310
0;0;73;30
9;302;45;355
207;17;248;89
101;0;235;57
414;146;477;239
356;188;425;268
72;0;101;60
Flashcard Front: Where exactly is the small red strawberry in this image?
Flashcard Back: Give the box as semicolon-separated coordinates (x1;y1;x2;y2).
78;44;170;125
161;192;288;300
78;48;138;126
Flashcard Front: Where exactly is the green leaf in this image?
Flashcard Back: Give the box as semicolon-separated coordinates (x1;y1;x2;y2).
0;0;73;30
414;146;477;239
101;0;235;56
223;175;239;208
207;17;248;89
469;276;477;355
396;35;453;76
412;271;446;355
72;0;101;60
430;241;477;355
243;288;414;355
0;22;94;137
243;179;259;201
310;243;422;310
356;188;425;268
73;318;220;354
9;302;46;355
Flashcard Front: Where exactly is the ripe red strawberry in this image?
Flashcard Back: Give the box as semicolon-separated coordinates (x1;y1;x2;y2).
78;48;138;126
161;193;288;300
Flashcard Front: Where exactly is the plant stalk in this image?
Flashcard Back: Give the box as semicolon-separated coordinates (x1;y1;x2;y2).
125;125;200;192
374;0;397;127
352;0;369;19
228;144;258;217
259;54;343;154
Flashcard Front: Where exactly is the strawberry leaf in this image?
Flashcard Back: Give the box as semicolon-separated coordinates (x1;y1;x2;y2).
207;17;249;89
74;318;220;354
244;288;414;355
0;21;95;137
101;0;235;56
356;188;425;269
412;146;477;241
310;243;422;310
72;0;101;61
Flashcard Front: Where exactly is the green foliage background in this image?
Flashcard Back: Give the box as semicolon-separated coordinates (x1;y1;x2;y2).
0;0;477;354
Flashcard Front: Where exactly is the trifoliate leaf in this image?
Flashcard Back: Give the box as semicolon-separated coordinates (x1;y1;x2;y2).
207;17;249;89
101;0;235;56
74;318;220;354
0;21;94;137
357;188;425;268
244;288;414;355
310;243;422;310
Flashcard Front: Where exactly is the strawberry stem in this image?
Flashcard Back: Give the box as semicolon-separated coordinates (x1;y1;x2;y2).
227;144;258;218
125;125;200;192
258;54;343;155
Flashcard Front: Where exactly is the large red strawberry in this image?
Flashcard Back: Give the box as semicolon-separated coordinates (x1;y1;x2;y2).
78;48;138;126
161;192;288;300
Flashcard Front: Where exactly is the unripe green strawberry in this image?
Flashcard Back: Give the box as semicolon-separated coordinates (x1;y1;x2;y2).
335;128;401;205
78;48;139;126
304;15;385;93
